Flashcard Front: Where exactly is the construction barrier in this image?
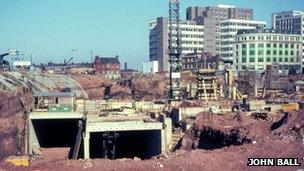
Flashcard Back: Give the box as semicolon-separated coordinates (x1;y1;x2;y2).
5;156;29;166
281;103;299;112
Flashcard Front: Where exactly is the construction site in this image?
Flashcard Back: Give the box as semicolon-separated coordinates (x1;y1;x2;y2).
1;1;304;171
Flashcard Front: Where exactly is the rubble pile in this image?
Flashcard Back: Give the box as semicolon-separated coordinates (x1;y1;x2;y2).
272;110;304;141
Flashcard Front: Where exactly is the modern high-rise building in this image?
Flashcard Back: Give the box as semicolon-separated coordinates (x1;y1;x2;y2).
186;4;253;22
234;29;303;74
272;10;304;70
221;19;266;61
272;10;304;35
149;17;204;72
186;4;253;56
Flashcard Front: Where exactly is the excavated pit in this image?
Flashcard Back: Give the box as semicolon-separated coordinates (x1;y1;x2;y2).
192;127;252;150
90;130;162;160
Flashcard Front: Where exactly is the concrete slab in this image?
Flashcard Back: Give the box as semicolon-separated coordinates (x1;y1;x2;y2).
29;112;83;120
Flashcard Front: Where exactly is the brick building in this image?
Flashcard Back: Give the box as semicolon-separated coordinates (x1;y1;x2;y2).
182;53;220;71
93;55;121;79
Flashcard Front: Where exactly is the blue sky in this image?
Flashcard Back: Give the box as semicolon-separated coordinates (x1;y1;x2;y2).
0;0;303;69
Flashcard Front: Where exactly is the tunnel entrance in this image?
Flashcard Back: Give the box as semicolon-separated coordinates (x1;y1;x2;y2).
90;130;161;160
32;119;80;157
197;127;251;150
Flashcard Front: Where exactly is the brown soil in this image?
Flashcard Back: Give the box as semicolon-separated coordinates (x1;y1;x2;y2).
2;111;303;171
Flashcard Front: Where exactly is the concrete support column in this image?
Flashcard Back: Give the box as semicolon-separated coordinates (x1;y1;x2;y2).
28;119;39;155
161;129;166;155
164;118;172;152
83;132;90;159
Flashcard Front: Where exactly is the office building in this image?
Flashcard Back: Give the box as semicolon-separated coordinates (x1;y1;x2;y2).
186;4;253;55
149;17;204;72
221;19;266;61
234;29;303;74
272;10;304;70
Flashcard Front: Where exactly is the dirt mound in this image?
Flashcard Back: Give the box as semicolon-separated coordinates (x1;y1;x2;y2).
179;112;273;150
271;110;304;141
130;75;168;100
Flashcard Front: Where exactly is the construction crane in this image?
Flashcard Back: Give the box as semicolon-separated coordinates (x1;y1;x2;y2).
0;50;19;69
168;0;182;103
64;57;74;65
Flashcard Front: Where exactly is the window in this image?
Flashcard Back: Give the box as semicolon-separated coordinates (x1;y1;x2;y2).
258;57;263;62
266;57;271;62
258;44;263;48
285;51;289;55
273;50;277;55
250;50;255;56
258;50;263;56
266;44;271;48
242;57;247;63
273;57;277;62
279;57;283;62
291;51;294;56
249;44;255;48
242;44;246;48
279;44;283;48
273;44;277;48
285;58;288;62
279;50;283;55
290;58;294;62
249;57;255;62
266;50;271;55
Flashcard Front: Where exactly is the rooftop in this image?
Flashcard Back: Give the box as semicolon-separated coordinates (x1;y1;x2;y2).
237;28;302;36
94;56;120;64
33;92;76;98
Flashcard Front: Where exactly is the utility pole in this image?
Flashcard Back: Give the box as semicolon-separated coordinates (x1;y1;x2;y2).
90;50;93;64
168;0;182;103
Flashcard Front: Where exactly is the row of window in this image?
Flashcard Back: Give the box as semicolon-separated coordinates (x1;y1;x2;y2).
236;64;301;71
237;56;299;63
236;35;302;41
221;22;264;27
239;43;299;49
181;28;204;32
241;49;297;56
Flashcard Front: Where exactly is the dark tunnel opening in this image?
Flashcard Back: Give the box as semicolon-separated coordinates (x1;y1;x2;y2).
197;127;251;150
32;119;80;157
90;130;161;160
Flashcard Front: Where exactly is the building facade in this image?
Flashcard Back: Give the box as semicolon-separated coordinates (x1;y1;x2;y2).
182;53;220;71
272;10;304;71
149;17;204;72
186;4;253;56
93;56;121;79
142;61;159;74
234;29;303;74
221;19;266;61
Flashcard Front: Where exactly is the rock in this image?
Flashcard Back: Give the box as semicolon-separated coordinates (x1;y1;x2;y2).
157;162;164;168
133;157;141;161
82;160;93;168
32;147;42;156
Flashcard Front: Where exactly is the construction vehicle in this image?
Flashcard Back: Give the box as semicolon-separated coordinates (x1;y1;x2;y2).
232;98;250;112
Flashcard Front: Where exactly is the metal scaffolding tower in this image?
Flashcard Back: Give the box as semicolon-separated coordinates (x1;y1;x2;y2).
168;0;182;102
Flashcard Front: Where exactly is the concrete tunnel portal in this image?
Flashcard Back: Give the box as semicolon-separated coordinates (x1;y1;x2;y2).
29;115;169;160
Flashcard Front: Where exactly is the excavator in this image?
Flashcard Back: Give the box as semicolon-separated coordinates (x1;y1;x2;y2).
0;50;19;70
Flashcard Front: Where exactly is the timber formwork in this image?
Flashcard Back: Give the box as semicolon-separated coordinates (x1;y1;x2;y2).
196;69;219;101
